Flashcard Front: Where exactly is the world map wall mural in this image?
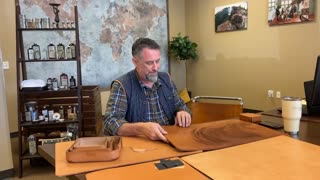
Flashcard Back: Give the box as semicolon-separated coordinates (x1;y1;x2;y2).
19;0;169;88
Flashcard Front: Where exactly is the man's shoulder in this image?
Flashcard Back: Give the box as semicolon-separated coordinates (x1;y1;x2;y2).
115;70;135;81
158;71;171;82
110;70;133;90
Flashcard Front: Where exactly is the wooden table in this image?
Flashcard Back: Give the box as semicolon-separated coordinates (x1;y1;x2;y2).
54;136;200;177
38;144;85;180
38;111;320;179
85;158;209;180
262;109;320;123
182;135;320;180
261;110;320;145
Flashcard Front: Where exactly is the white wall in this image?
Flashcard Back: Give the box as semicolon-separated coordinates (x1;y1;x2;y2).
185;0;320;111
168;0;187;91
0;49;14;173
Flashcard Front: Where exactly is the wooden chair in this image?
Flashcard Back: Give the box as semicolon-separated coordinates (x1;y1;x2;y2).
187;96;243;124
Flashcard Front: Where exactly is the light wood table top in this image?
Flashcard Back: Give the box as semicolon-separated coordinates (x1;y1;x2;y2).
86;158;209;180
182;135;320;180
55;136;200;177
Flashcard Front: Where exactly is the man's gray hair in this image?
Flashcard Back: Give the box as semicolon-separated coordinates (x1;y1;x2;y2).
132;38;160;57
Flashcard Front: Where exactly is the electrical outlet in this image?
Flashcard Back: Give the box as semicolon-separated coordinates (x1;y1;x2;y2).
267;90;274;98
276;91;281;98
2;61;9;69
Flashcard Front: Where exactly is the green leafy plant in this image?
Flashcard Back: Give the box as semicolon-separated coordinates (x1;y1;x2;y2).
169;32;198;61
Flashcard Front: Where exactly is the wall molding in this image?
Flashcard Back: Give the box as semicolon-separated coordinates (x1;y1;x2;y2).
0;168;14;179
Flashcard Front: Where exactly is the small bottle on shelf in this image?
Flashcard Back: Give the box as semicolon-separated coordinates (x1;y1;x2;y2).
27;47;34;60
31;105;38;123
57;43;65;59
52;21;57;28
19;14;26;28
61;21;65;28
70;21;75;28
73;105;77;114
28;135;37;155
52;78;58;90
59;106;65;120
41;106;48;121
25;111;31;122
69;43;76;59
47;43;56;59
72;105;78;120
35;18;42;28
26;18;34;28
60;73;69;89
41;17;50;28
32;43;41;60
66;46;72;59
47;78;53;90
66;21;71;28
48;108;55;122
70;76;76;89
41;47;47;60
67;105;72;120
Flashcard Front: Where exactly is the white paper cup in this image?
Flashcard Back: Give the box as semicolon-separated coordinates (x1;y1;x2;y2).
282;96;302;134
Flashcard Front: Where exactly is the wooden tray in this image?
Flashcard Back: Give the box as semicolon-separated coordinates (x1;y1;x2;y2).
66;136;122;163
163;119;283;151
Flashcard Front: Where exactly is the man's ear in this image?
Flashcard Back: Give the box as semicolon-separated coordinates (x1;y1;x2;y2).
132;57;138;66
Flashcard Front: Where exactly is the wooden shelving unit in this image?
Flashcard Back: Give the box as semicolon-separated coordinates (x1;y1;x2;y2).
15;1;82;177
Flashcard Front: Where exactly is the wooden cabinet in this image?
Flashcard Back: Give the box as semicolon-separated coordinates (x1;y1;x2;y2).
15;1;86;177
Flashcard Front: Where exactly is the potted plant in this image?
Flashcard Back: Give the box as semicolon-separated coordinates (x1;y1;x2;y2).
169;32;198;61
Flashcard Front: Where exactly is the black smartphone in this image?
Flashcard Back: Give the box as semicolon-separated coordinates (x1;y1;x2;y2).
259;121;283;129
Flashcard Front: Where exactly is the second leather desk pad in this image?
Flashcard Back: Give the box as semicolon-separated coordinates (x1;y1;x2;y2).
85;158;208;180
55;136;199;177
182;136;320;180
163;119;283;151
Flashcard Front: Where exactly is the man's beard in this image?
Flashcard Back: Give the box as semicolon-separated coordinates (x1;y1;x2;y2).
146;73;158;83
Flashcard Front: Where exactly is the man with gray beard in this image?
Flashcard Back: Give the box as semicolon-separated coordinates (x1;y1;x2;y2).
104;38;191;142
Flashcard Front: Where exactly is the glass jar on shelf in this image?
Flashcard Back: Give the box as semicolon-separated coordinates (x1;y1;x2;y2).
27;135;37;155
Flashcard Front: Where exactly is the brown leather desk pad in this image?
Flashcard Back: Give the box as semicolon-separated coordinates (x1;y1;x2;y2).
182;136;320;180
163;119;283;151
55;136;200;177
85;158;209;180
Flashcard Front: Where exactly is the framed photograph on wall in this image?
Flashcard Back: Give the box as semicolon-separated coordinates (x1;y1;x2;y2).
268;0;315;26
214;1;248;33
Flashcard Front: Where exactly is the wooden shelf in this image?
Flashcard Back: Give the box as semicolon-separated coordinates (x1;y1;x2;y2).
18;59;77;62
18;28;76;31
21;151;42;160
20;88;78;95
16;3;82;178
21;120;79;127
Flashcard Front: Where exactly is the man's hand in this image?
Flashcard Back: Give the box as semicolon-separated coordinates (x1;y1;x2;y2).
118;122;168;142
139;122;168;142
175;111;192;127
